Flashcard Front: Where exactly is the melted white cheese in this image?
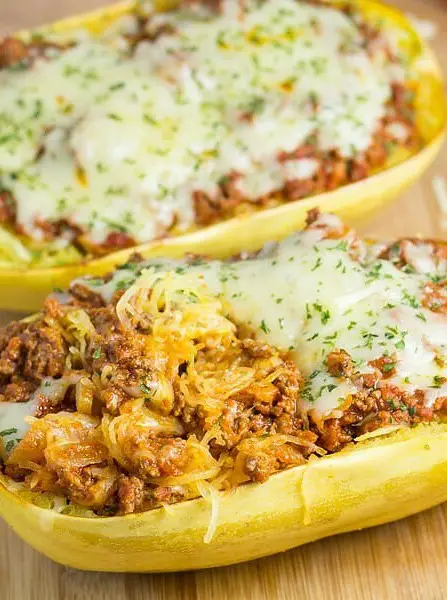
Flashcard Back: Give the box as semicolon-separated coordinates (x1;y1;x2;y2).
0;376;80;455
0;0;403;244
83;216;447;417
0;400;37;454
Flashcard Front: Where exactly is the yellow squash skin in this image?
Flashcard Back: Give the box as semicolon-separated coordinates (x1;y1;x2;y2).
1;423;447;572
0;0;445;312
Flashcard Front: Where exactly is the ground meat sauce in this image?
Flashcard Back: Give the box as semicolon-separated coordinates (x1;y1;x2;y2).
0;191;15;224
0;315;67;402
314;350;447;452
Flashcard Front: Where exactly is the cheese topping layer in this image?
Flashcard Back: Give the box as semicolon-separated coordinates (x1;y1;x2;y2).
0;0;406;245
78;214;447;417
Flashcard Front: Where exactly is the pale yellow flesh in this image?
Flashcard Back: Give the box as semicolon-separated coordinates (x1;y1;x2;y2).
1;424;447;572
0;0;444;312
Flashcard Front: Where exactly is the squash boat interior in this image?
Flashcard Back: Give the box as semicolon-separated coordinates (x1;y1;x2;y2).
2;211;447;571
0;0;444;312
1;424;447;572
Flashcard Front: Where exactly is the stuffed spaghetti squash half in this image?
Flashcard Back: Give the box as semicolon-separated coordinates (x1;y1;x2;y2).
1;212;447;571
0;0;444;311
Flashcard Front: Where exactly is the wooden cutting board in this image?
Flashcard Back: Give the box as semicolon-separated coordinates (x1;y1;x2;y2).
1;1;447;598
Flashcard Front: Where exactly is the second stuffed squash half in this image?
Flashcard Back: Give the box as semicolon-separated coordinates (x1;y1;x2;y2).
0;0;444;310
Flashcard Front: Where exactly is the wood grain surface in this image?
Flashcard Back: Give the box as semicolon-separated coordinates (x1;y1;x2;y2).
1;1;447;598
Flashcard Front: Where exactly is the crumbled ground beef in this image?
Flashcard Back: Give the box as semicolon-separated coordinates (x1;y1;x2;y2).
312;359;447;452
116;474;146;514
0;38;29;68
326;349;354;378
242;442;307;483
70;283;105;308
0;311;68;402
422;281;447;314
